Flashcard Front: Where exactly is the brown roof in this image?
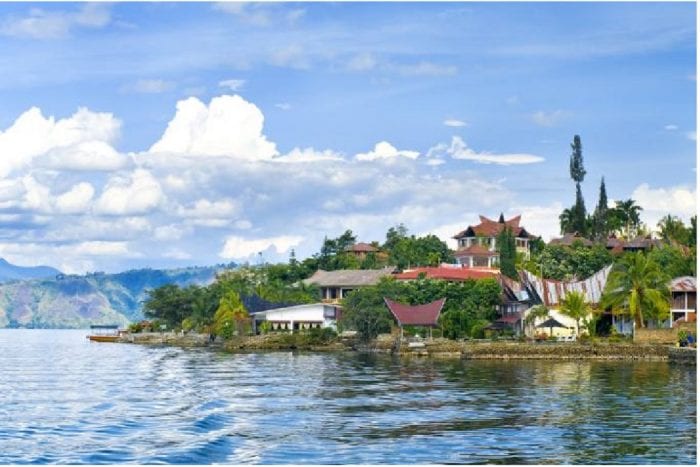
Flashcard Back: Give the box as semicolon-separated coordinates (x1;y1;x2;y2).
384;297;446;326
394;267;499;282
454;244;499;257
453;214;530;239
345;242;378;253
549;233;593;247
670;276;697;292
302;268;394;287
606;235;660;251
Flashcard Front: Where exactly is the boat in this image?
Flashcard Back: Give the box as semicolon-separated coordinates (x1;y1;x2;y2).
86;324;125;342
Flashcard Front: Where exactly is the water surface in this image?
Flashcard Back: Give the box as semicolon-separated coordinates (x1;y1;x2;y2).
0;329;695;464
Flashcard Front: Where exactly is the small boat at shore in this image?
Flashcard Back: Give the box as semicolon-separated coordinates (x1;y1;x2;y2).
86;324;126;342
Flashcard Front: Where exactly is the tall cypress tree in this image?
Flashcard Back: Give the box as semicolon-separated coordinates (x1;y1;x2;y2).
568;135;587;235
592;177;608;241
497;227;517;280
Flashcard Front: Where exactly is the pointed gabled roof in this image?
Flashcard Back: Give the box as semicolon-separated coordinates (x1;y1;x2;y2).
453;214;527;239
384;297;446;326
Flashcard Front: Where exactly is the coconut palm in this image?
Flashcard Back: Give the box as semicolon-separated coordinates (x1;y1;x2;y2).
600;251;670;329
613;199;643;239
559;290;591;336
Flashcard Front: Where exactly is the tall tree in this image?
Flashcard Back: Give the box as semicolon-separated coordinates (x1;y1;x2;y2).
592;177;609;241
497;227;518;279
566;135;588;235
657;214;690;246
612;199;643;239
600;252;670;329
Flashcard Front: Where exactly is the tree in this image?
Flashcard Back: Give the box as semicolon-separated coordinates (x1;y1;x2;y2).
592;177;609;241
611;199;642;239
600;252;670;329
559;207;575;235
559;291;591;336
657;214;690;246
568;135;588;235
524;304;550;335
213;290;249;338
497;227;518;279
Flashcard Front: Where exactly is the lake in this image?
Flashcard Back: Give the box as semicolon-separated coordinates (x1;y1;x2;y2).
0;329;695;464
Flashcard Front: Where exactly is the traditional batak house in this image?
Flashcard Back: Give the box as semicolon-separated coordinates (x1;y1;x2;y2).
384;297;446;341
453;213;533;268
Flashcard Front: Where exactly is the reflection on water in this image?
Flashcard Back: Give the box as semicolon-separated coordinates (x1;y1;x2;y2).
0;330;695;464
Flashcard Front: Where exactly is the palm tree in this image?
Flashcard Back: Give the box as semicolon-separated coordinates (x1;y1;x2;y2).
559;291;591;336
559;207;575;234
600;252;670;329
613;199;643;239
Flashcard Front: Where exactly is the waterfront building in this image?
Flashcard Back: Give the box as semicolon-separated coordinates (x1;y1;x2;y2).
384;297;446;341
453;213;534;267
669;276;697;326
344;242;379;260
302;267;395;303
250;303;341;333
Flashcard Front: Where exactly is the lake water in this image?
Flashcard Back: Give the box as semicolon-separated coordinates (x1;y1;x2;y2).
0;329;696;464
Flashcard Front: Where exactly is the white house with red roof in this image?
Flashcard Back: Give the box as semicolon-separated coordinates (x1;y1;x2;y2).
453;213;533;267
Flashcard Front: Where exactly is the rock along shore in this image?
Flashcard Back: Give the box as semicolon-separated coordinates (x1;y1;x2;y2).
118;332;695;363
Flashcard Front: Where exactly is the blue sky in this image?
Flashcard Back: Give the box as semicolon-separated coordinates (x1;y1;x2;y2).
0;2;695;273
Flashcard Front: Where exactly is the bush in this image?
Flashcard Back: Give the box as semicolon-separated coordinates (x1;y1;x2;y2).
470;319;490;339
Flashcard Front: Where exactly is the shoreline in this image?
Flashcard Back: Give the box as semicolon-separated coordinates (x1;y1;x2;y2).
117;332;696;364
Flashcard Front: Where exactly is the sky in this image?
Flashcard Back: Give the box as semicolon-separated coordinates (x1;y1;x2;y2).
0;1;695;274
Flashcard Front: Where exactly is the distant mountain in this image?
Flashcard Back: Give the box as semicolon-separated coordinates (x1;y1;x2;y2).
0;258;61;283
0;264;235;329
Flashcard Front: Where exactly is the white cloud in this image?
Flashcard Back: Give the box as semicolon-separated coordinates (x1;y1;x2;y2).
631;183;696;226
443;119;467;127
0;106;121;177
125;79;176;94
275;147;344;163
55;182;95;214
163;248;192;260
95;169;164;215
219;79;246;91
531;110;569;127
154;224;189;241
177;198;239;222
347;53;377;72
0;3;111;39
686;131;696;141
21;176;52;213
395;61;457;76
149;95;278;160
40;140;128;171
664;124;678;131
220;235;303;260
429;136;545;165
356;141;420;161
213;2;271;27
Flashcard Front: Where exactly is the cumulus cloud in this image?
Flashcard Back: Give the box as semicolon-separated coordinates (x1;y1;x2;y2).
55;182;95;214
531;110;569;127
40;141;129;171
0;3;111;39
0;106;121;177
631;183;696;226
95;169;164;215
220;235;303;260
149;95;278;160
356;141;419;161
429;136;544;165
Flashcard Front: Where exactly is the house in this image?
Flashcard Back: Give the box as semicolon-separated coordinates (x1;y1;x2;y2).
606;235;661;253
670;276;696;327
250;303;341;334
302;267;395;303
384;297;446;340
394;265;499;282
548;232;593;247
453;213;533;267
344;242;379;260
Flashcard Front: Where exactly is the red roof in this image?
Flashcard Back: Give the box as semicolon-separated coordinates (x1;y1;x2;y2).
345;242;378;253
453;214;529;239
394;267;499;281
384;297;446;326
454;244;499;257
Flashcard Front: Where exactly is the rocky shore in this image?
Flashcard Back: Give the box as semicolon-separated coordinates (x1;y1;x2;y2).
118;332;695;363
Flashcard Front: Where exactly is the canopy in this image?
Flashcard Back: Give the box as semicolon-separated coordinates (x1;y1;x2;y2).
536;317;567;329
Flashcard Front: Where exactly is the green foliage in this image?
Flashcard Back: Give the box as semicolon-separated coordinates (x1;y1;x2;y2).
496;227;517;279
601;251;671;328
526;244;612;280
559;291;591;335
657;214;692;246
646;245;695;278
609;199;643;239
213;290;249;338
387;233;453;269
591;177;609;240
259;321;272;334
571;184;588;235
524;305;550;326
569;135;586;183
469;319;491;339
340;276;502;342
